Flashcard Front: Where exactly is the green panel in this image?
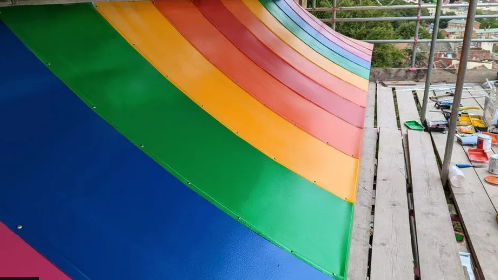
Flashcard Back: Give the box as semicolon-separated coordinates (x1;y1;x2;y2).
0;4;352;279
260;0;369;79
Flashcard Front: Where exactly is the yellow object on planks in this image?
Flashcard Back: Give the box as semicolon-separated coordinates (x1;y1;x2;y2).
96;1;360;202
241;0;369;92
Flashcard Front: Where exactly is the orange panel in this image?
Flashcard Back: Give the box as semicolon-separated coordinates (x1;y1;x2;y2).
221;0;366;107
96;1;360;202
158;0;362;157
242;0;369;91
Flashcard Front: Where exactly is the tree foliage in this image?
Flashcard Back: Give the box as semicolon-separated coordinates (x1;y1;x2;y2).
476;10;498;29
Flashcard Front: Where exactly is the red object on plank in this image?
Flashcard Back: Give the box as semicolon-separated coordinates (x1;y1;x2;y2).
468;148;490;163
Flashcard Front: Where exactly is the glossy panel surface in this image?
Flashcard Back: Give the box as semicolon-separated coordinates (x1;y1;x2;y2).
0;22;334;279
194;0;365;127
242;0;369;90
282;0;372;56
157;0;362;157
259;0;370;79
0;4;353;278
290;0;374;51
96;1;359;202
220;0;367;107
273;0;370;68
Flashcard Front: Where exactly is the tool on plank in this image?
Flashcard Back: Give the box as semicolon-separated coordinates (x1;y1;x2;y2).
456;163;487;168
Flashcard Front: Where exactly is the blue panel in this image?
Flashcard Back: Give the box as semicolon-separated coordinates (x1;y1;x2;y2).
273;0;370;69
0;21;330;280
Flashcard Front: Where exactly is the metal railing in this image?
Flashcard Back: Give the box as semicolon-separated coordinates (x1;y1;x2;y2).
310;0;489;189
307;1;498;68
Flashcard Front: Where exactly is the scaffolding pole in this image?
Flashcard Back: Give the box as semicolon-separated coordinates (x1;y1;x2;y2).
420;0;443;124
440;0;479;186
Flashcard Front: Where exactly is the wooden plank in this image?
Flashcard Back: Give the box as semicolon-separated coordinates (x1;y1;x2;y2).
364;82;376;128
408;130;465;280
396;88;420;135
429;131;498;280
370;128;413;280
377;85;398;129
348;128;378;280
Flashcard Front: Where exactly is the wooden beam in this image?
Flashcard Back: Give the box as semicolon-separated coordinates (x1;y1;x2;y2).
347;127;378;280
376;84;397;129
408;130;465;280
370;128;413;280
364;82;376;128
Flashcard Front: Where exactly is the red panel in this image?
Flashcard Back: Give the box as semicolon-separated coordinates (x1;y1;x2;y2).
222;0;367;107
193;0;365;128
0;222;69;280
156;0;362;158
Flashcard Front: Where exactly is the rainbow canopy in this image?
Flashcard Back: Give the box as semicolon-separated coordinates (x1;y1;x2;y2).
0;1;371;279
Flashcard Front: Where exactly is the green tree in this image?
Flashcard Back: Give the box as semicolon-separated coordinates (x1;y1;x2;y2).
476;10;498;28
397;22;432;39
439;11;456;29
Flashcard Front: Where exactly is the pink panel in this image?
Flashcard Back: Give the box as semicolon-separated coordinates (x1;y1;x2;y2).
0;222;70;279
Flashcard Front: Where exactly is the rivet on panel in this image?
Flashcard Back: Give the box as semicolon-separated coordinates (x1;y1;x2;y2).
92;106;96;109
187;181;191;185
140;144;144;148
16;225;22;230
237;216;241;220
313;181;317;183
46;62;51;66
290;250;294;253
236;132;239;134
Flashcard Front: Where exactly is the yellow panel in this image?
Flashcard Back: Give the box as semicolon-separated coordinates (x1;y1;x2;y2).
242;0;368;92
96;1;359;202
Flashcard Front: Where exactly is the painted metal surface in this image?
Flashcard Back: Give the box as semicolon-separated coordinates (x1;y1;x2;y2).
283;0;372;57
259;0;370;78
220;0;367;107
157;0;362;157
273;0;370;68
242;0;369;91
96;1;360;202
0;222;69;279
304;4;374;51
194;0;365;127
0;4;354;278
0;22;335;280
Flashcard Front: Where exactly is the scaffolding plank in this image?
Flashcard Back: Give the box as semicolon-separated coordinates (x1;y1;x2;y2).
377;85;397;129
432;132;498;280
370;128;413;280
364;82;376;128
347;127;377;280
408;130;465;280
396;88;420;135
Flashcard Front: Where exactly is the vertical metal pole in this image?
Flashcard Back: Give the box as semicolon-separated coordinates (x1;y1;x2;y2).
420;0;443;123
411;0;422;68
441;0;478;186
332;0;337;30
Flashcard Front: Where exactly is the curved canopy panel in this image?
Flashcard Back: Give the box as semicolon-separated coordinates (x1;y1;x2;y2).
0;1;372;279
